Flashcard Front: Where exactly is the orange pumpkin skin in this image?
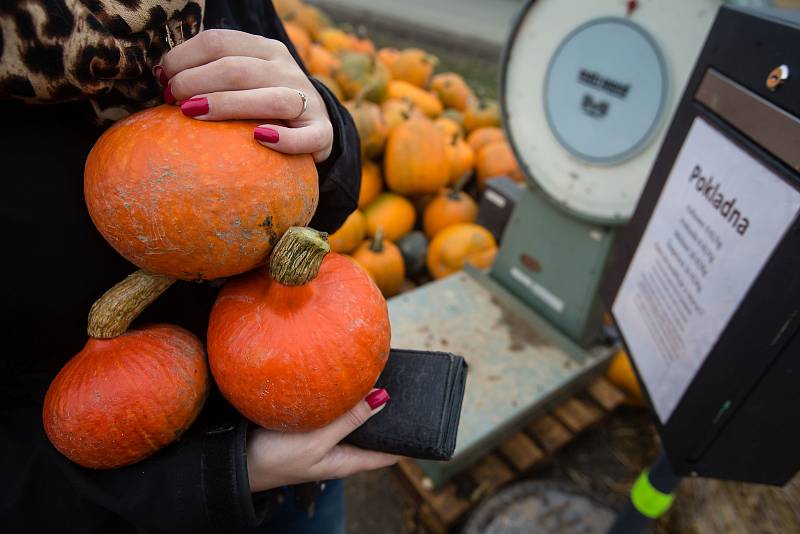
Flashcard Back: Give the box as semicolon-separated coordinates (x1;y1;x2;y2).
291;4;332;40
84;105;318;281
445;138;475;184
348;34;376;55
351;240;406;297
431;73;475;111
335;52;389;103
318;27;352;54
466;126;505;153
441;108;465;129
386;80;443;118
423;189;478;239
308;44;341;77
427;223;498;279
476;140;524;190
207;254;391;431
381;98;420;134
388;48;438;88
376;47;400;73
384;115;450;195
358;160;383;209
329;210;367;253
284;21;311;62
464;99;502;132
434;117;463;141
363;192;416;241
344;99;389;159
43;325;208;469
315;74;345;101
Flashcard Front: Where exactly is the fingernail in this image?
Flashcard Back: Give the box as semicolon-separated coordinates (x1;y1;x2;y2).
181;97;209;117
164;84;175;104
254;126;280;144
365;389;389;410
153;65;167;85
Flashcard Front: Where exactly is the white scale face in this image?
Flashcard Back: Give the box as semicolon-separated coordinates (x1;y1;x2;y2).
502;0;723;224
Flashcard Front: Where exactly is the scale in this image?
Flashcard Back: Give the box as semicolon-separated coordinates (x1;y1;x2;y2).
388;0;722;487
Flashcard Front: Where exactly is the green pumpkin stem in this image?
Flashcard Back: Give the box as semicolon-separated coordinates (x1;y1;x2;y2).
87;270;176;339
449;172;472;199
269;227;330;286
370;227;385;253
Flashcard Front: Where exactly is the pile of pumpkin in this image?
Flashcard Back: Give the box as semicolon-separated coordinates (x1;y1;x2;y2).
276;0;525;297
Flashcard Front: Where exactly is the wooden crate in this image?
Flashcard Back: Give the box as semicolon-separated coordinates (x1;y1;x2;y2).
395;376;626;532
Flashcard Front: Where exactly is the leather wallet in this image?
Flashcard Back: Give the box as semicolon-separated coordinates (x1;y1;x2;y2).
343;349;468;461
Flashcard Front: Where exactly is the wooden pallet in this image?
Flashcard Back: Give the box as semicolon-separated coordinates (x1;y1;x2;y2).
395;376;626;533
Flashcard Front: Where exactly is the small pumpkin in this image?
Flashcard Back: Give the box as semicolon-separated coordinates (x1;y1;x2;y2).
208;228;391;431
386;80;443;118
284;21;311;63
308;44;341;77
422;174;478;239
344;99;388;159
363;192;416;242
396;230;429;278
381;98;419;134
606;350;647;407
84;105;318;281
441;108;465;129
387;48;438;88
352;228;406;297
384;114;450;195
376;47;400;73
335;52;389;103
431;73;475;111
476;140;524;190
43;271;209;469
466;126;505;153
434;117;463;141
315;74;345;101
427;223;498;279
464;98;502;132
444;135;475;184
358;160;383;209
274;0;303;19
318;27;353;54
348;33;376;55
290;4;332;40
328;210;366;254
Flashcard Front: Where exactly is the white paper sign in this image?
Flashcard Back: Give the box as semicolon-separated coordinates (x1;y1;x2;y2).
613;117;800;423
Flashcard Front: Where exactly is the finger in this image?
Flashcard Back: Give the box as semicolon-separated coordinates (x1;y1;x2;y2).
254;120;333;162
311;444;399;480
311;389;390;450
160;29;289;78
178;87;308;121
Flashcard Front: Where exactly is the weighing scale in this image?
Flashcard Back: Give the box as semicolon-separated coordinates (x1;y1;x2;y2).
388;0;722;487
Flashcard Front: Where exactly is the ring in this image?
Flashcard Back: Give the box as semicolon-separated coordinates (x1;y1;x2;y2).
293;89;308;119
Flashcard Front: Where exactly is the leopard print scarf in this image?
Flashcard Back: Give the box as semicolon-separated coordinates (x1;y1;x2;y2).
0;0;204;121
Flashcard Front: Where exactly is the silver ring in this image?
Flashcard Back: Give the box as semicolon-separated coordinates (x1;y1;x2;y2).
293;89;308;119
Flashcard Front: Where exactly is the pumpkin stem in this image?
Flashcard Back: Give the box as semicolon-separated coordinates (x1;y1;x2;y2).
370;227;385;253
269;227;330;286
87;270;176;339
449;172;472;198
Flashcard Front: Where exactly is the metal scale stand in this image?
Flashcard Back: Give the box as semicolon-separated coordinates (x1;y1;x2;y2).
388;0;721;487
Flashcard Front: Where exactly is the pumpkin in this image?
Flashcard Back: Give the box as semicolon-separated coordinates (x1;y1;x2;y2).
376;47;400;73
476;140;524;190
328;210;366;253
464;98;502;132
363;192;416;241
396;230;428;278
335;52;389;103
384;114;450;195
422;175;478;239
43;271;209;469
344;99;388;159
351;228;406;297
444;135;475;184
318;27;353;54
427;223;497;279
274;0;303;19
314;74;345;101
381;98;418;134
307;44;341;77
441;108;465;129
208;228;391;431
291;4;332;40
466;126;505;153
284;21;311;62
431;73;475;111
434;117;463;141
606;350;647;407
386;80;443;118
84;105;318;281
348;34;376;55
387;48;438;88
359;160;383;209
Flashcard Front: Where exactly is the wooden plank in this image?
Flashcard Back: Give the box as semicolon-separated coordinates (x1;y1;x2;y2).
468;453;515;502
553;397;605;433
527;414;573;453
498;433;546;472
396;459;471;525
417;503;447;534
586;377;627;412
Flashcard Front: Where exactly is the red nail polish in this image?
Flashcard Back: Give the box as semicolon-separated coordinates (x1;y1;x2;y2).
254;127;279;144
181;97;209;117
153;65;167;85
164;84;175;104
365;389;389;410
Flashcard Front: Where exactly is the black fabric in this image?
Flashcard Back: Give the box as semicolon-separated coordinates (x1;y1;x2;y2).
0;1;360;533
344;350;468;461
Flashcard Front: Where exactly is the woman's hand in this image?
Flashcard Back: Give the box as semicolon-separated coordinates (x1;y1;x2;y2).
157;29;333;162
246;389;398;492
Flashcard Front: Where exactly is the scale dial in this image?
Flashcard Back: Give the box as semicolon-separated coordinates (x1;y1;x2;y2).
501;0;722;224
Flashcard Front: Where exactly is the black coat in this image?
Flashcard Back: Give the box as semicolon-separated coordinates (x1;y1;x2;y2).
0;1;360;532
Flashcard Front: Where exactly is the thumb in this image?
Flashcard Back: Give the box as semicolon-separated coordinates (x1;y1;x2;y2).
313;389;389;449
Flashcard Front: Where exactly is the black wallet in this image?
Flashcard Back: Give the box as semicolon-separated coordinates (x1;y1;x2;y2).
343;349;468;461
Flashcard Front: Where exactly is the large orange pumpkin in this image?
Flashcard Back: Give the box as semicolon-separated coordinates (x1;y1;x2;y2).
84;105;318;281
344;99;388;159
387;48;438;88
335;52;389;103
476;140;524;189
386;80;443;118
422;176;478;239
358;160;383;209
464;98;502;132
363;192;416;242
328;210;366;253
431;72;475;111
351;229;406;297
384;114;450;195
427;223;497;279
207;228;391;431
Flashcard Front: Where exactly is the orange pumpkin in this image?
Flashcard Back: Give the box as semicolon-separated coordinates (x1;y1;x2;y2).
351;229;406;297
307;44;341;77
344;99;388;159
387;48;438;88
422;175;478;239
441;108;465;129
208;228;391;431
384;114;450;195
315;74;345;101
363;192;416;241
466;126;505;153
359;160;383;209
381;98;419;134
284;21;311;63
434;117;463;141
445;137;475;184
464;98;502;132
274;0;303;19
476;140;524;190
376;47;400;73
386;80;443;118
427;223;497;279
606;350;647;407
291;4;332;40
335;52;389;103
328;210;366;253
84;105;318;281
348;33;376;55
318;27;353;54
431;73;475;111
